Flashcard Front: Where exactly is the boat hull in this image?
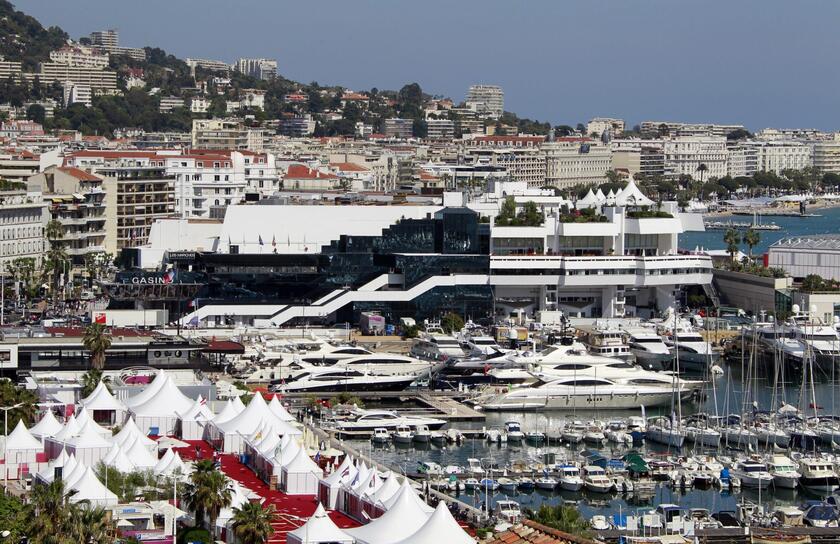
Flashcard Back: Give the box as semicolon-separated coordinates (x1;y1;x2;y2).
484;390;678;411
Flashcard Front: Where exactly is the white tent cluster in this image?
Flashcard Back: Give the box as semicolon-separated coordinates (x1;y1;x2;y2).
34;451;118;507
576;180;655;210
208;392;300;453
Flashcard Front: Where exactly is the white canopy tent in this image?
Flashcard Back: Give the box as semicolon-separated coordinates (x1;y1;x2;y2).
210;398;240;426
615;179;655;207
35;448;69;484
113;417;157;453
29;410;63;442
281;447;323;495
317;455;356;510
129;374;196;436
392;501;474;544
209;393;301;453
232;396;246;413
64;424;112;466
595;188;607;203
267;395;295;422
79;381;127;425
124;436;158;470
102;443;135;474
122;371;168;409
75;408;113;438
271;437;301;477
576;188;599;209
44;414;80;460
344;481;432;544
286;503;354;544
177;396;215;441
3;420;45;479
63;457;88;490
68;466;118;507
154;448;189;477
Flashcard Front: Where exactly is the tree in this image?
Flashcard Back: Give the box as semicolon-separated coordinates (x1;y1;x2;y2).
232;502;276;544
27;480;72;544
801;274;826;292
44;219;68;301
185;463;232;536
695;163;708;183
81;367;105;397
529;504;591;536
440;312;464;334
743;228;760;260
0;379;37;433
723;228;741;265
83;323;112;370
25;103;45;125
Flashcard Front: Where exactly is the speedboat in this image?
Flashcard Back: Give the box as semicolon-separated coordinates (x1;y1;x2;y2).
497;477;518;493
412;424;431;443
766;455;801;489
731;460;773;489
478;478;499;492
332;409;446;432
504;421;524;442
561;421;585;443
494;500;522;524
272;368;421;393
462;335;506;357
392;424;413;444
535;476;558;491
590;515;610;531
798;457;840;493
517;477;535;492
802;501;840;527
581;321;633;362
605;420;633;445
583;465;614;493
627;328;673;370
583;426;606;445
558;465;583;492
430;430;448;446
526;430;546;445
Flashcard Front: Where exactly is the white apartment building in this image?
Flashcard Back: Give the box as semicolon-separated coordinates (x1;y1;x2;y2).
726;143;758;178
466;136;545;186
190;97;210;113
49;45;109;69
33;64;117;92
191;119;265;151
663;136;727;180
587;117;625;138
466;85;504;118
89;30;119;49
810;140;840;174
0;190;47;270
0;61;22;81
426;119;455;140
544;138;612;188
746;141;812;174
62;81;92;107
233;58;277;80
185;58;230;74
383;118;413;139
641;121;745;139
159;96;185;112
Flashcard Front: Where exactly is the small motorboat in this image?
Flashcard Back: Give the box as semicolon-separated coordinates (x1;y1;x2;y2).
557;465;583;492
430;430;448;446
517;477;535;492
590;515;610;531
498;477;518;493
463;477;480;490
412;424;432;443
535;476;558;491
504;421;525;442
478;477;499;492
583;466;614;493
392;424;413;444
371;427;390;444
526;431;546;444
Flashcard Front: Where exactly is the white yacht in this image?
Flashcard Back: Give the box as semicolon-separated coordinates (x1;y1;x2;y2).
744;324;806;368
503;421;524;442
798;457;840;493
271;368;419;393
766;455;801;489
664;328;718;372
645;416;686;448
338;353;441;377
530;357;700;395
581;322;633;362
411;334;465;360
627;328;673;371
558;465;584;491
731;460;773;489
583;466;614;493
462;334;506;357
412;424;432;443
788;310;840;366
481;377;683;411
392;424;413;444
332;409;446;431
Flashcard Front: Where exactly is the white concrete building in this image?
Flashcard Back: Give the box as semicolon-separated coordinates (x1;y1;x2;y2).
233;58;277;80
544;138;612;188
663;136;727;180
426;119;455;140
810;140;840;174
190;96;210;113
0;190;47;270
62;81;91;107
587;118;625;138
769;235;840;281
466;85;504;118
748;141;812;174
726;143;758;178
49;46;109;69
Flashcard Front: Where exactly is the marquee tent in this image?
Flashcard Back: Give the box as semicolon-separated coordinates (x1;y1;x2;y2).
392;501;474;544
615;179;655;207
208;393;301;453
124;436;158;470
344;481;432;544
129;374;196;436
176;396;215;440
79;381;127;425
68;466;118;507
317;455;356;510
281;447;323;495
102;443;135;474
29;410;63;442
64;424;112;465
75;407;113;438
2;420;45;479
123;371;168;409
286;503;354;544
113;417;157;452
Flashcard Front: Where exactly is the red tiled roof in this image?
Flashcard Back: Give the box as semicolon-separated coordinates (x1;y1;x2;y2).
67;150;164;159
57;166;101;182
329;162;369;172
474;136;545;143
487;521;598;544
285;164;338;180
341;92;369;101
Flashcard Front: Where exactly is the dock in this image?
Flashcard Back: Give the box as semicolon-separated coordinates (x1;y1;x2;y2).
597;527;840;544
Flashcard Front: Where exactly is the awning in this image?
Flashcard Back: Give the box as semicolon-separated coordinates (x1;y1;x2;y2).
202;340;245;354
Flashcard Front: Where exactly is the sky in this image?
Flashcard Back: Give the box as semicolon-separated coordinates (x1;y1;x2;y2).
18;0;840;131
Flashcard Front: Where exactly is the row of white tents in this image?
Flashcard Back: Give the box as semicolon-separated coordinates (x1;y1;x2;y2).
577;179;655;209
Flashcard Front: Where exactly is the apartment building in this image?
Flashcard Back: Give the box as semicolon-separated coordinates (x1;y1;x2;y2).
63;151;175;251
0;61;22;81
49;45;109;69
26;166;108;267
62;82;92;107
748;141;812;174
185;58;230;74
543;138;612;188
279;116;316;137
587;117;625;138
726;143;758;178
467;136;545;186
190;97;210;114
383;118;414;139
159;96;186;112
466;84;504;118
640;121;745;139
32;64;117;91
191;119;265;151
0;190;47;270
662;136;727;180
0;149;42;182
233;58;277;80
426;119;455;140
810;140;840;174
88;29;146;61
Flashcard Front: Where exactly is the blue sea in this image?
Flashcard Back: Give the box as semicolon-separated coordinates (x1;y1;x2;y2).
680;205;840;254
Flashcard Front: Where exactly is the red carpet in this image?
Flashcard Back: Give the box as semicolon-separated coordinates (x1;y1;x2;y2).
177;440;359;543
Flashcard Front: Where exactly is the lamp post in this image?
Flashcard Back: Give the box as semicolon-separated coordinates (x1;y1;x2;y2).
1;403;23;495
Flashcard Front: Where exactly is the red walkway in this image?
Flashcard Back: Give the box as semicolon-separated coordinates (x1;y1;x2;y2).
177;440;359;543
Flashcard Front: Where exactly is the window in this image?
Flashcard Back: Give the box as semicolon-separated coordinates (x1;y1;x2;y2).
214;175;220;181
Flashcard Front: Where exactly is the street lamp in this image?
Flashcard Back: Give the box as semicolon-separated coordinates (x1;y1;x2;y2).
0;403;23;495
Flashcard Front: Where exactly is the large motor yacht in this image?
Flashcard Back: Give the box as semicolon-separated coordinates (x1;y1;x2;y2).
626;328;673;371
331;409;446;431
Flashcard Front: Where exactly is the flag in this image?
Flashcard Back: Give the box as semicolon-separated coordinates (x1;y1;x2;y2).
94;313;106;324
272;235;276;247
163;269;175;284
199;397;207;405
188;315;199;327
314;451;321;462
259;235;264;246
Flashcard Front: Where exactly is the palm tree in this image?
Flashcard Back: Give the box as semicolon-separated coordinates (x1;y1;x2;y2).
185;463;232;535
67;503;115;544
232;502;276;544
743;228;760;261
81;368;104;397
0;379;38;433
44;219;68;301
202;471;233;537
723;228;741;266
83;323;111;370
696;163;708;183
27;480;72;543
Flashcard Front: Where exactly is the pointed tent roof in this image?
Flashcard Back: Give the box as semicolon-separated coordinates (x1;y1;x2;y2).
232;395;246;413
268;395;295;422
615;179;654;207
114;417;157;450
75;407;112;437
52;414;81;442
344;480;433;544
66;423;112;449
123;370;168;408
211;399;239;425
63;458;88;490
256;431;282;457
37;448;69;483
103;443;135;473
30;410;63;440
130;374;195;417
273;438;301;468
125;436;158;469
5;420;44;452
392;501;474;544
371;472;401;504
595;188;607;202
383;480;434;513
68;466;118;505
80;381;126;412
155;450;187;476
322;455;356;486
607;189;616;198
216;392;279;435
577;188;599;208
177;396;214;421
287;503;354;544
352;466;381;497
282;447;322;476
154;447;175;473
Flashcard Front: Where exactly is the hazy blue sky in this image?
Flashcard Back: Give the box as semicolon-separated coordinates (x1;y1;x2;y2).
19;1;840;130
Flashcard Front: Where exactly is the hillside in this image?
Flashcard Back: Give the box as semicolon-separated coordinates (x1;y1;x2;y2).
0;1;68;70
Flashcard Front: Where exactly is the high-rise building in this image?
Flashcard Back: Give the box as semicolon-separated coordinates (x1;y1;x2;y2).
810;140;840;174
466;85;504;118
662;136;728;180
383;118;414;139
233;58;277;80
426;119;455;140
587;118;626;138
89;29;119;50
191;119;266;151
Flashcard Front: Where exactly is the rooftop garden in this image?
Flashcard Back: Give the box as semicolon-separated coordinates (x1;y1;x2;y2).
800;274;840;292
494;196;545;226
627;206;673;219
558;206;609;223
